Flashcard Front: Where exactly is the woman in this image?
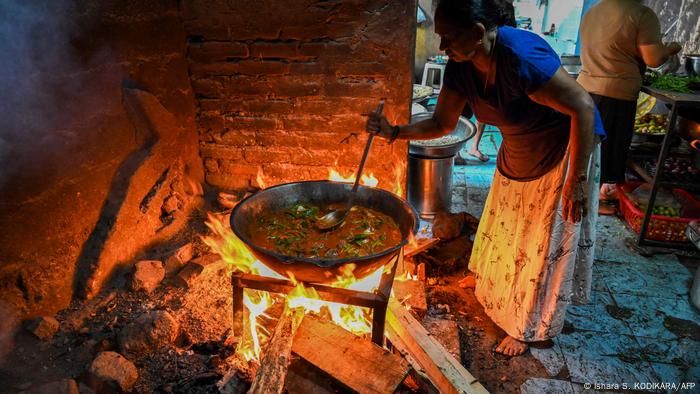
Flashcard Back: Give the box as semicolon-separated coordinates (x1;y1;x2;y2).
367;0;605;356
577;0;681;214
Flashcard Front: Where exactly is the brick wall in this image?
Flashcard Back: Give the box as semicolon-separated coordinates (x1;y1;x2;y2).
184;0;417;194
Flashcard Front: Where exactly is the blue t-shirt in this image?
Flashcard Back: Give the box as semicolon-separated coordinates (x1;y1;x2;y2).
444;26;605;181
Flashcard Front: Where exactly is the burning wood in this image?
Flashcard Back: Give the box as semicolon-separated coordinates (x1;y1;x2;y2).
249;304;305;394
292;314;410;393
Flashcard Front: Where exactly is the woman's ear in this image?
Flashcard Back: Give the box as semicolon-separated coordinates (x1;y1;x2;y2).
472;23;486;42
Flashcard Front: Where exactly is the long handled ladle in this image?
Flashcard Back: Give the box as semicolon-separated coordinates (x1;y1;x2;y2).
315;100;385;231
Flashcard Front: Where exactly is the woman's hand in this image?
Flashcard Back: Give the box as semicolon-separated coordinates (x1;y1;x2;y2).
562;175;587;223
365;111;395;140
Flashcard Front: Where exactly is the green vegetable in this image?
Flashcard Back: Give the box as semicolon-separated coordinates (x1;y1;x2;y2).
649;75;700;93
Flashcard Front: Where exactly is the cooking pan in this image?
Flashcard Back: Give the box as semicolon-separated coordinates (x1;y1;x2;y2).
230;180;418;284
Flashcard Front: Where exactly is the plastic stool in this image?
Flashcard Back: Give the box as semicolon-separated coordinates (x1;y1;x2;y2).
421;62;446;92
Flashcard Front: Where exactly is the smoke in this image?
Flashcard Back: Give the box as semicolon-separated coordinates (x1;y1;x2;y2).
0;301;18;365
0;0;97;192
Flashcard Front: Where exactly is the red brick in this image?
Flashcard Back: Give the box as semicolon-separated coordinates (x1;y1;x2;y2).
243;147;291;164
281;22;359;40
219;161;260;176
190;78;223;98
291;149;344;166
263;163;312;181
200;98;296;115
197;114;224;131
199;143;244;160
204;158;219;173
336;62;386;77
299;98;374;115
256;130;303;148
236;60;291;76
223;115;277;131
322;80;385;98
189;41;248;62
249;42;298;59
218;130;258;146
206;173;251;190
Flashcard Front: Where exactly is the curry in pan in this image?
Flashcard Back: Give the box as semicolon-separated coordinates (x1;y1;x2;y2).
250;203;402;259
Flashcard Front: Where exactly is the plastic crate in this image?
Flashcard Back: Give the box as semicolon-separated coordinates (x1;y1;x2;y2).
618;181;700;242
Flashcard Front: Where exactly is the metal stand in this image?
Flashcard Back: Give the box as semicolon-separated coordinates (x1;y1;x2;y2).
629;86;700;249
231;250;401;346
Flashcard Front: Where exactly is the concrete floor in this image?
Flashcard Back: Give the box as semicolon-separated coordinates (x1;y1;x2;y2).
451;131;700;392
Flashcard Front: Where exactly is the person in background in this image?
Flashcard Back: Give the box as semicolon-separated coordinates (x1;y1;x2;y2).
367;0;605;356
577;0;681;215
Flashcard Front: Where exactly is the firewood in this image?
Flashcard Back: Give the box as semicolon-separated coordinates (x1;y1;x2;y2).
392;279;428;318
404;238;440;258
291;314;410;393
248;304;305;394
385;298;488;394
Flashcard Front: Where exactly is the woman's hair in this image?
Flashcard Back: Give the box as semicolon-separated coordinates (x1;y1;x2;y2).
436;0;516;30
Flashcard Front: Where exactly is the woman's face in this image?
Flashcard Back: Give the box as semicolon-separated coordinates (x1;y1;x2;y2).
435;13;481;62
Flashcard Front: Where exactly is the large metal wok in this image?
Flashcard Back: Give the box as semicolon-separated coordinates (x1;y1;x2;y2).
230;180;418;284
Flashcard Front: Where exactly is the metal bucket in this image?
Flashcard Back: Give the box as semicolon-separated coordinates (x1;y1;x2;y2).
407;155;454;220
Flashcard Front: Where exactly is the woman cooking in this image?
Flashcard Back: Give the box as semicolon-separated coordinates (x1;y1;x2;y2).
366;0;606;356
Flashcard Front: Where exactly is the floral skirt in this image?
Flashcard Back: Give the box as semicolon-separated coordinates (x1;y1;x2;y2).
468;143;600;341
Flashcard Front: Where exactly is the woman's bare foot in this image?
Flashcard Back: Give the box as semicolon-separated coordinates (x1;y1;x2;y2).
495;336;528;356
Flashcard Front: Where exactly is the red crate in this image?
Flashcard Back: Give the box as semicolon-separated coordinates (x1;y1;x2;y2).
618;181;700;242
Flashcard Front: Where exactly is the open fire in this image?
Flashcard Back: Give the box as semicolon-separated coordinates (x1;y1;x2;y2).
203;168;408;363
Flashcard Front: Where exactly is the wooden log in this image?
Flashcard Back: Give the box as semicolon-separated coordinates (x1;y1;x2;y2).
385;298;489;394
292;314;410;394
392;279;428;317
404;238;440;258
248;304;305;394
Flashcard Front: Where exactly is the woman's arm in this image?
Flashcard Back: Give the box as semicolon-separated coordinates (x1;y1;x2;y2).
528;67;596;223
366;86;468;140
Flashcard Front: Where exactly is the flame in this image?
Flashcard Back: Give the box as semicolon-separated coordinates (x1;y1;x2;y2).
393;162;404;197
239;289;274;361
256;166;267;189
202;187;392;362
328;169;379;187
407;233;418;250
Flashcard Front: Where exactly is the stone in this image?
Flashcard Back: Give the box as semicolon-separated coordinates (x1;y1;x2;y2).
20;379;79;394
131;260;165;293
26;316;60;341
88;351;138;392
164;243;194;276
120;310;179;355
170;254;222;289
161;194;181;215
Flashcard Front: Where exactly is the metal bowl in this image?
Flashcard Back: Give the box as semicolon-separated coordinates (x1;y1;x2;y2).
685;54;700;78
408;113;476;158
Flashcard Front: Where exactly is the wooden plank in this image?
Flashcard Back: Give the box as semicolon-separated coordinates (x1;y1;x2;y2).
385;298;489;394
392;279;428;317
292;314;410;394
248;305;305;394
233;274;385;308
404;238;440;258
